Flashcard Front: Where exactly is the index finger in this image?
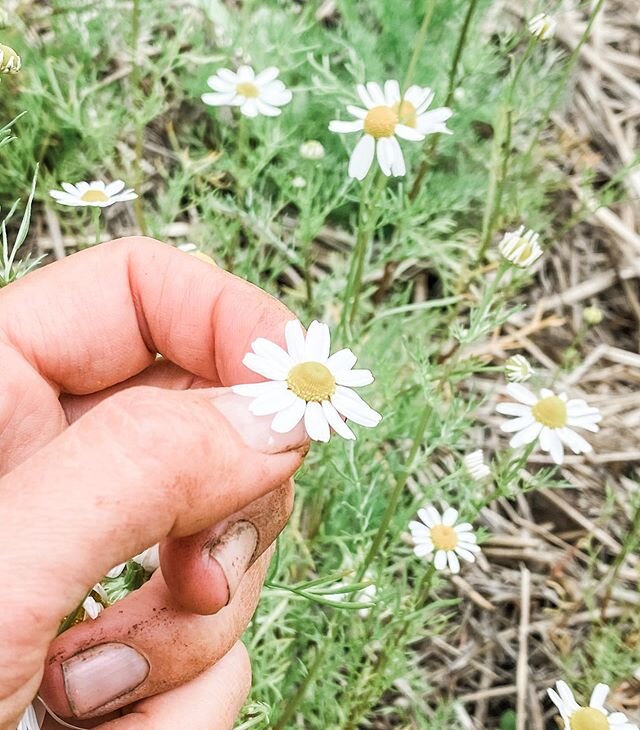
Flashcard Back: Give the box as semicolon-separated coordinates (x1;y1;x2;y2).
0;236;292;394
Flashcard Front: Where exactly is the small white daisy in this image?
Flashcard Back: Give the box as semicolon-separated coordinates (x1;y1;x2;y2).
529;12;557;40
409;504;481;574
505;354;534;383
299;140;325;160
498;225;543;268
233;319;381;442
329;80;451;180
49;180;137;208
17;703;40;730
548;680;638;730
463;449;491;481
0;43;21;73
497;384;602;465
202;65;292;118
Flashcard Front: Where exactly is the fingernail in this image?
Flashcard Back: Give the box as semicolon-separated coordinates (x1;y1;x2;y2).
209;520;259;603
213;392;307;454
62;643;149;716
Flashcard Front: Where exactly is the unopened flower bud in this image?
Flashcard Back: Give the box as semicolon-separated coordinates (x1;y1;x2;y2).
583;306;603;326
299;140;325;161
292;175;307;189
528;13;556;41
0;43;21;73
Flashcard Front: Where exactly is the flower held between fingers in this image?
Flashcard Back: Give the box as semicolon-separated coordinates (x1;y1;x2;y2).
233;320;381;442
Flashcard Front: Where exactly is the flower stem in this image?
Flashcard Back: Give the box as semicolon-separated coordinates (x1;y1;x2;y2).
92;207;101;246
357;401;432;581
523;0;605;160
401;0;436;91
409;0;479;200
130;0;147;235
478;39;534;261
341;172;386;335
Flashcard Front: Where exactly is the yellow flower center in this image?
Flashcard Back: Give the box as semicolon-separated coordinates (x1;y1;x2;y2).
515;239;533;263
430;525;458;551
287;362;336;403
363;105;398;138
569;708;609;730
236;81;259;98
81;189;110;203
392;100;417;128
531;395;567;429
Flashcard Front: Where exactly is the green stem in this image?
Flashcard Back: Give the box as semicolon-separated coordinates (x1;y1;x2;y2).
401;0;436;91
357;402;432;580
477;39;534;261
409;0;479;201
524;0;605;160
600;500;640;620
271;636;330;730
130;0;147;235
92;207;101;246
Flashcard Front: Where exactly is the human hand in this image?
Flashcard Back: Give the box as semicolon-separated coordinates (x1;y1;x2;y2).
0;237;309;730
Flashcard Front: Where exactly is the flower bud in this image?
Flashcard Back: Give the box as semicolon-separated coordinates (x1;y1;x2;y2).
299;140;325;161
583;305;603;326
292;175;307;189
528;13;556;41
0;43;21;73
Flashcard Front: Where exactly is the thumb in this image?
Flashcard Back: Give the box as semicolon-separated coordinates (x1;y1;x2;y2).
0;385;307;711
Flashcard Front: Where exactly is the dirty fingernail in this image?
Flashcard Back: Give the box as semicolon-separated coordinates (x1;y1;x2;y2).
213;392;307;454
209;520;259;603
62;643;149;716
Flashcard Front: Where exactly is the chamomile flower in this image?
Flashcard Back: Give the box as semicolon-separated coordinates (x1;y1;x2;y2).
0;43;20;73
497;384;602;465
464;449;491;481
233;319;381;442
49;180;137;208
329;80;451;180
498;226;543;268
409;504;481;574
202;65;292;118
17;703;40;730
547;681;638;730
299;140;325;160
505;354;534;383
529;13;557;40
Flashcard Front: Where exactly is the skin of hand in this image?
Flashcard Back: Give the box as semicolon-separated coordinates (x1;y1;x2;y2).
0;237;309;730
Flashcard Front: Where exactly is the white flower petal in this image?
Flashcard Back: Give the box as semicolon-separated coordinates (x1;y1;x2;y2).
236;64;255;82
376;137;393;176
240;98;259;117
388;135;406;176
434;550;448;571
500;414;535;433
454;522;474;533
416;107;453;134
348;134;375;181
334;368;374;387
327;348;357;373
105;180;126;196
356;83;375;108
322;400;355;440
207;74;236;92
506;383;538;405
418;505;441;528
447;550;460;574
394;124;424;141
304;401;330;442
106;562;126;578
366;82;386;105
271;397;306;433
556;681;579;711
285;319;306;362
255;66;280;85
329;119;364;134
217;68;239;83
249;387;297;416
61;182;80;195
558;427;592;455
346;104;367;119
454;547;478;563
251;337;294;372
496;402;531;417
242;352;289;381
441;507;458;527
383;79;401;105
413;542;433;557
589;683;609;710
509;421;543;448
261;87;292;107
233;381;283;398
331;386;381;427
304;320;331;362
545;429;564;464
256;99;282;117
409;521;431;539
